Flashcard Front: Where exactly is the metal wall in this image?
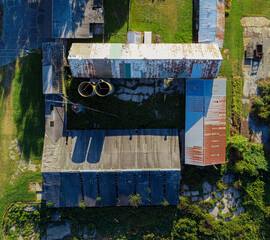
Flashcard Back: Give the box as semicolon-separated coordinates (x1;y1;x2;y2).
42;170;181;207
68;58;222;79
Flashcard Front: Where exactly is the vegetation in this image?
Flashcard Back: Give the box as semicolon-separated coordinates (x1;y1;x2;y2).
12;53;44;160
104;0;130;43
66;79;185;130
130;0;193;43
0;54;44;237
128;193;142;208
251;79;270;125
227;135;268;176
231;77;242;135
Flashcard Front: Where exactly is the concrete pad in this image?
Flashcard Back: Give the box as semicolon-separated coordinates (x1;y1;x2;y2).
203;194;213;201
203;181;212;193
209;206;219;217
47;221;71;240
182;191;191;197
192;196;198;202
191;190;199;196
181;184;189;190
117;93;132;101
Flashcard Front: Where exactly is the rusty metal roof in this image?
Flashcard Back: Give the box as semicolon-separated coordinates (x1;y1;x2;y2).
185;78;226;166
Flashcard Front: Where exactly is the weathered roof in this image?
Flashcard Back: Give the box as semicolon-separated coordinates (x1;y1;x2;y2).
42;42;64;94
68;43;223;60
185;78;226;166
52;0;104;38
44;94;66;144
198;0;225;48
127;31;142;43
42;129;181;172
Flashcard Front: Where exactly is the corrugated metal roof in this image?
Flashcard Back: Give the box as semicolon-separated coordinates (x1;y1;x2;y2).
69;43;222;60
198;0;225;48
144;31;152;43
52;0;104;38
43;170;181;207
42;129;181;172
185;78;226;166
68;43;223;79
42;42;64;94
127;31;142;43
198;0;217;44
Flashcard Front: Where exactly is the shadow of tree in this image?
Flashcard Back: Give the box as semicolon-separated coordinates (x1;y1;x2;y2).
13;53;44;161
104;0;130;42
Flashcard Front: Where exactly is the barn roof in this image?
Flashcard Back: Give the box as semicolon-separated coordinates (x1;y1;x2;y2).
42;129;181;172
68;43;223;60
52;0;104;38
42;42;64;94
185;78;226;166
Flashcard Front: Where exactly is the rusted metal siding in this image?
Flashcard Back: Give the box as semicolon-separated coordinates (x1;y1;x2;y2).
203;96;226;165
216;0;225;48
185;78;226;166
68;43;222;79
68;58;222;79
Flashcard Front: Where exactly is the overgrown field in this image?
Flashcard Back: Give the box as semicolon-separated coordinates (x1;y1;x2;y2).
0;54;44;237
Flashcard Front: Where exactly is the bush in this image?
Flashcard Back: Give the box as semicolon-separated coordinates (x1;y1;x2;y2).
128;193;142;208
171;218;198;240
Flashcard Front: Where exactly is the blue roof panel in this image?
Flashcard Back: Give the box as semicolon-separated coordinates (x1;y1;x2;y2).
81;172;99;207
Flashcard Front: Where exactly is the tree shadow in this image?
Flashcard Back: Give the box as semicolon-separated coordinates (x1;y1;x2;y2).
104;0;130;42
13;53;44;161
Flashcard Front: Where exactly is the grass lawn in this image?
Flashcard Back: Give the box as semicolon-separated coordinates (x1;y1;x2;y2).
0;54;44;237
104;0;130;43
130;0;193;43
66;79;185;130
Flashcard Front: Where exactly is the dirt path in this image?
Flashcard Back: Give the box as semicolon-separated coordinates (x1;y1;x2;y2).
0;61;17;194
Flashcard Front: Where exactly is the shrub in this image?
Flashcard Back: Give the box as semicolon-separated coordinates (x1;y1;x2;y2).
128;193;142;208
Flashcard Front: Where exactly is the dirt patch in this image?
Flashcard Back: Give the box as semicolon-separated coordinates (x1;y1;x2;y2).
241;17;270;98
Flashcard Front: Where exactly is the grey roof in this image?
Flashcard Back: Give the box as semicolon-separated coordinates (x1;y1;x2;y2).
42;129;181;172
52;0;104;38
42;42;64;94
45;94;65;144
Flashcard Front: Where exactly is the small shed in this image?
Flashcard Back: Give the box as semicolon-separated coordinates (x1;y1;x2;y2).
144;31;152;43
127;31;142;43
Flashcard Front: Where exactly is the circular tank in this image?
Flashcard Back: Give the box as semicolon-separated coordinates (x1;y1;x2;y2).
78;82;95;97
95;80;114;97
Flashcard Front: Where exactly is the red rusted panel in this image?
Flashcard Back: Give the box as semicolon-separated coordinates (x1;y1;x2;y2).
216;0;225;49
186;146;204;165
203;96;226;165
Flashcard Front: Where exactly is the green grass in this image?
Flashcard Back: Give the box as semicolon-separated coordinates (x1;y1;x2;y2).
130;0;193;43
104;0;130;43
243;0;270;18
12;53;44;161
0;172;42;239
